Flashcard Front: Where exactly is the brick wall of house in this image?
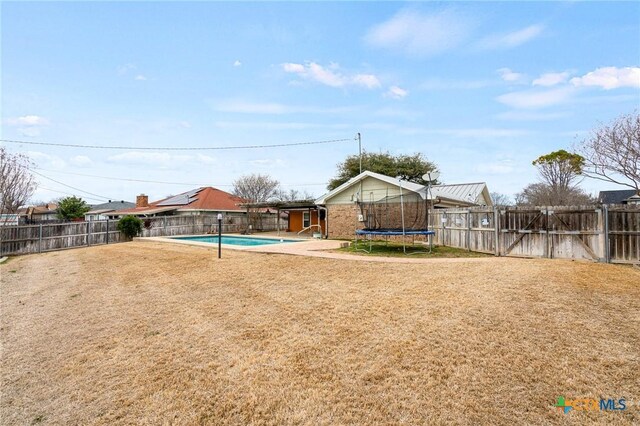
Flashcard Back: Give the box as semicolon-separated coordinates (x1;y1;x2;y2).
327;204;362;239
327;201;430;239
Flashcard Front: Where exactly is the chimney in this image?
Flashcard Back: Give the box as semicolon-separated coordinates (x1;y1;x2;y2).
136;194;149;208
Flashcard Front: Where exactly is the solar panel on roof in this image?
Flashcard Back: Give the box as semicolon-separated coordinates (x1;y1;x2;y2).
157;188;203;206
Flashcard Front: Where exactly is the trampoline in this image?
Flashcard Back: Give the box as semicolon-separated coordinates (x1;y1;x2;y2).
353;175;437;255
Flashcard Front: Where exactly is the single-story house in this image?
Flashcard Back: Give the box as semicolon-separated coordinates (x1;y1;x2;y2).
85;200;136;221
598;189;640;205
18;203;59;223
314;171;492;239
110;187;280;232
242;171;491;239
109;187;250;219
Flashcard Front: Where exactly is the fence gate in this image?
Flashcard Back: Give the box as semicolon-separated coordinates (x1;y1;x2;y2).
500;209;547;257
546;208;603;261
500;208;604;260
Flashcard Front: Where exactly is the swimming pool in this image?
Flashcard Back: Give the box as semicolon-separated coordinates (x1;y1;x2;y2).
172;235;301;246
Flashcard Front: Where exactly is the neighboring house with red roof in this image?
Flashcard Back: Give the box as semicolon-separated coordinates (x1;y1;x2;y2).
108;187;250;219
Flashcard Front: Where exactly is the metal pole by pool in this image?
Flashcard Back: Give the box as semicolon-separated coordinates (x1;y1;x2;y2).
398;178;406;254
217;213;222;259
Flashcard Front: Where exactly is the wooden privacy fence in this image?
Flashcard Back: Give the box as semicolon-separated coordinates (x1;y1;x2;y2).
1;220;125;256
1;214;279;256
428;205;640;264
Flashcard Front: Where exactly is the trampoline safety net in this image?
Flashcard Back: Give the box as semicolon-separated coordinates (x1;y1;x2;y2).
357;192;431;232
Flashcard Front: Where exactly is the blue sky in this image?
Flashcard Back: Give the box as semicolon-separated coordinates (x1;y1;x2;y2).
2;1;639;204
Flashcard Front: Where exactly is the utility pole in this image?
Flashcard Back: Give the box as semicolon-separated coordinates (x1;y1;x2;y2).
356;132;362;174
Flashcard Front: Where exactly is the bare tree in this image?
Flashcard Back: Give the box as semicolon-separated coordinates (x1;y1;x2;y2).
490;192;512;206
232;174;280;231
276;188;315;202
577;112;640;192
515;150;593;206
515;183;594;206
0;147;37;213
232;174;280;202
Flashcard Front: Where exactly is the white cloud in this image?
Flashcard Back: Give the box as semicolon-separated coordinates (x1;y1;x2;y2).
496;87;575;109
233;60;242;67
533;71;571;87
282;61;380;89
365;9;474;57
497;68;527;84
6;115;49;126
477;24;544;50
352;74;381;89
249;159;285;168
282;62;305;73
134;74;147;81
69;155;93;167
570;67;640;90
305;62;345;87
27;151;66;169
385;86;408;99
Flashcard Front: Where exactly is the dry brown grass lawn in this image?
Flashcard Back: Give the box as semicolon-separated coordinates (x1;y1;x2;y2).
1;241;639;425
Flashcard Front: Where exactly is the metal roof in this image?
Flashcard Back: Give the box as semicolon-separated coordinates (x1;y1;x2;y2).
431;183;488;205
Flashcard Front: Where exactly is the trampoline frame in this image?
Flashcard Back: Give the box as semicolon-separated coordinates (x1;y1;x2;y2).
354;229;435;254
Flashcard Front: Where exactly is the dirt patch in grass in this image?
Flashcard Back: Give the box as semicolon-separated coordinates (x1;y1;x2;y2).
337;241;491;258
1;242;639;425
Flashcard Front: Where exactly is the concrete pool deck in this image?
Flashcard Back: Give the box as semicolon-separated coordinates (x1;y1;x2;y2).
139;234;507;264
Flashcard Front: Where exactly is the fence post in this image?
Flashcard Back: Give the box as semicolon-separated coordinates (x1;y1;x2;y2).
87;221;90;246
494;207;499;256
604;205;610;263
106;219;109;244
39;223;43;253
545;207;549;259
466;210;471;251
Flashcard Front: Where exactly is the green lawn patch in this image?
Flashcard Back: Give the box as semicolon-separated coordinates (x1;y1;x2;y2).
338;241;492;258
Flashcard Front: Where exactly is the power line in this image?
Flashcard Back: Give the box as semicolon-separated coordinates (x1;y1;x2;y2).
1;137;352;151
34;168;329;187
37;186;108;203
31;170;114;201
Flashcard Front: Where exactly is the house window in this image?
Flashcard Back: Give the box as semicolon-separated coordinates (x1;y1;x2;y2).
303;211;310;228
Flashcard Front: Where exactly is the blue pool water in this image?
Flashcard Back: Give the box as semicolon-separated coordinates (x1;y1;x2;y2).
172;235;300;246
